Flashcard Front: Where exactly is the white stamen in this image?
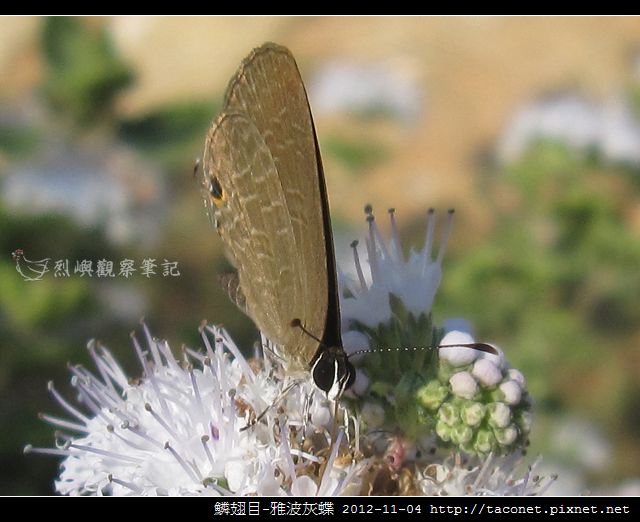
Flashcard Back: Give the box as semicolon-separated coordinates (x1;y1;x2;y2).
95;346;129;389
423;208;436;273
189;365;205;419
319;430;344;495
141;322;163;368
144;403;179;441
388;208;403;263
69;443;143;464
437;209;455;264
24;444;74;457
200;435;215;468
164;442;200;483
279;422;296;481
48;382;91;425
368;210;391;261
125;425;164;450
130;332;150;373
87;341;117;396
108;474;143;494
38;413;88;433
350;240;367;289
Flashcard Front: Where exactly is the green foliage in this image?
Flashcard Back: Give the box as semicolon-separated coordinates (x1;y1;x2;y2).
117;100;218;172
0;206;137;494
439;140;640;459
629;85;640;120
323;134;388;175
349;295;438;384
0;126;41;160
40;17;134;126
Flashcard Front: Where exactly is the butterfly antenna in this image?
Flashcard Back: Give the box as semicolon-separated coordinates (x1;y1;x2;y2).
346;345;435;360
290;318;324;346
346;342;498;359
439;342;498;355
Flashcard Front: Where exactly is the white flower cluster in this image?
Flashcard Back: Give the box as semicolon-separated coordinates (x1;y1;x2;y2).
497;94;640;166
339;208;531;456
422;331;532;455
26;325;366;496
418;452;555;496
26;206;552;496
340;207;450;330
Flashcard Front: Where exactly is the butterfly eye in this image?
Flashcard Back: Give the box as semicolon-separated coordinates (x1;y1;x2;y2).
208;176;225;206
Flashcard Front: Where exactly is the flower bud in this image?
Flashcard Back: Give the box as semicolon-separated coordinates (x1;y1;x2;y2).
439;331;479;366
494;426;518;446
507;368;526;388
499;380;522;405
488;402;511;428
479;343;504;366
461;401;486;426
449;371;478;399
517;410;533;433
474;429;496;454
438;402;460;426
451;424;474;445
416;380;448;411
436;420;452;441
472;358;502;387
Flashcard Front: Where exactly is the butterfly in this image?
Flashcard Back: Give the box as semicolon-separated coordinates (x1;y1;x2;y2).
197;43;355;401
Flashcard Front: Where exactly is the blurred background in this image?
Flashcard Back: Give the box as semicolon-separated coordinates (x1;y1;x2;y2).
1;16;639;495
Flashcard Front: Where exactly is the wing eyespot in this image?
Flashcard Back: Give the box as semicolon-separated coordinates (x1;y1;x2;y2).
208;176;225;207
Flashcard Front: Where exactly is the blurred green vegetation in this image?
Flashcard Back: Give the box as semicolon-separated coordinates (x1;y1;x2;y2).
2;16;639;494
438;140;640;481
322;134;388;176
1;17;255;495
0;208;132;495
0;126;42;160
41;17;134;126
117;100;219;174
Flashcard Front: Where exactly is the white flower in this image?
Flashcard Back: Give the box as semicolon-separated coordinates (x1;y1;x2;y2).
499;380;522;405
497;94;640;166
472;358;503;387
507;368;526;388
26;203;552;496
418;453;557;496
439;331;480;366
449;371;479;399
25;324;365;496
340;207;453;328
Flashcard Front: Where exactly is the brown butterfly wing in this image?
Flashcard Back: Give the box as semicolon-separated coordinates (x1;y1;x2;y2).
199;43;337;371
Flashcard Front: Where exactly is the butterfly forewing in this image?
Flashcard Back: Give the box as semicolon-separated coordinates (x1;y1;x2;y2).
200;43;334;373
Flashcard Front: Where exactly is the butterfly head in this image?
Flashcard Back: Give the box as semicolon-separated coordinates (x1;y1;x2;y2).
310;345;356;401
290;318;355;400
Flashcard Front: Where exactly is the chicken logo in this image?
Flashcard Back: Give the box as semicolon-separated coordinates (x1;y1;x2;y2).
11;249;51;281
